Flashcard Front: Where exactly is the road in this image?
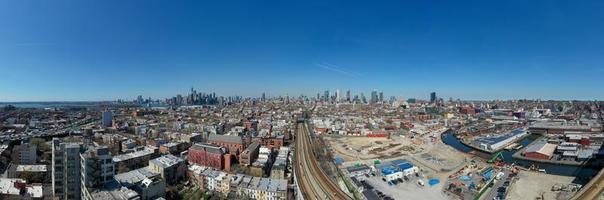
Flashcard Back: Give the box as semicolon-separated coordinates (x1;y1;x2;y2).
294;121;353;200
572;167;604;200
483;169;510;200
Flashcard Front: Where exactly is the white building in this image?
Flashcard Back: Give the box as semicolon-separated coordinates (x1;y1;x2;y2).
52;138;83;200
383;171;404;182
0;178;43;199
81;146;115;199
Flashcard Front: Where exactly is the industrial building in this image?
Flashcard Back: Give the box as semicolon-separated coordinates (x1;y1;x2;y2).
523;142;557;160
346;164;371;177
473;128;529;151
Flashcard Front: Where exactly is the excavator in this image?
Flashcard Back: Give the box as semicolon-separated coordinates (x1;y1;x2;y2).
487;152;505;166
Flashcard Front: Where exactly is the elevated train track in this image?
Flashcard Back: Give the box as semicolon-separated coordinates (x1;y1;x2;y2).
294;121;352;200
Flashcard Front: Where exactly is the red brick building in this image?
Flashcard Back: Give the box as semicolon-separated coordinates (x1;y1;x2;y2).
254;136;284;149
208;134;244;155
459;107;476;115
188;143;226;170
523;142;556;160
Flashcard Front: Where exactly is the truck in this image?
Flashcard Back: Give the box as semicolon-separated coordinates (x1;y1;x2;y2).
495;172;505;180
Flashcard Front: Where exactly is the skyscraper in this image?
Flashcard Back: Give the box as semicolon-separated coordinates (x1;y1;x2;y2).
102;111;113;127
137;95;144;104
346;90;351;102
335;89;340;102
360;93;366;104
430;92;437;103
261;92;266;102
370;90;378;104
324;90;330;102
379;92;384;103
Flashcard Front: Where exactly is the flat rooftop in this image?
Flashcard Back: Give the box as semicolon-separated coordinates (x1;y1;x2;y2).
16;165;47;172
150;154;184;168
113;148;155;162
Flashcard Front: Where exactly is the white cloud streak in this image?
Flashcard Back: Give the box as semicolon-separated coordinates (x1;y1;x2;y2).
316;63;361;77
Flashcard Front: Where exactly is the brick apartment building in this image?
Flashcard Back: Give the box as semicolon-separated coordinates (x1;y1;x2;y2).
188;143;227;170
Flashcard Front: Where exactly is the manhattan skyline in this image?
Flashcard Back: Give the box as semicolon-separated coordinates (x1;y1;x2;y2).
1;1;604;101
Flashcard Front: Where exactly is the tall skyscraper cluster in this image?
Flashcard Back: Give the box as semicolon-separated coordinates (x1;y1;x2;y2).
315;89;387;104
430;92;437;104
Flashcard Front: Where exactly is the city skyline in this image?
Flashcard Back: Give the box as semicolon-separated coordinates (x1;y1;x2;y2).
2;1;604;101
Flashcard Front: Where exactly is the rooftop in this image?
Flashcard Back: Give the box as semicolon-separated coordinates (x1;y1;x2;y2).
0;178;43;198
190;143;226;155
115;167;160;187
150;154;184;168
525;142;557;157
89;187;140;200
208;134;243;144
474;128;528;145
346;164;371;173
113;147;155;163
16;165;47;172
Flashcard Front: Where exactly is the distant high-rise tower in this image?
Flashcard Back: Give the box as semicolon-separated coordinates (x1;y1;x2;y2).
137;95;144;104
102;111;113;127
379;92;384;103
430;92;437;103
261;92;266;102
324;90;330;101
360;93;366;104
346;90;351;102
335;89;340;102
370;90;378;104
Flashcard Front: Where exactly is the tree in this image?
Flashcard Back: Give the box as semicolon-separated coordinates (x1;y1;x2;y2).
30;138;50;155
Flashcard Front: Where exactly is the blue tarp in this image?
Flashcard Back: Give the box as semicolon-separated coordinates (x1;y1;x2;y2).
382;167;396;175
334;157;345;165
482;168;494;179
398;162;414;170
428;179;440;186
459;175;471;181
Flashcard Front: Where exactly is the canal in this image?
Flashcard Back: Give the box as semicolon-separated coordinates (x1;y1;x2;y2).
442;131;600;178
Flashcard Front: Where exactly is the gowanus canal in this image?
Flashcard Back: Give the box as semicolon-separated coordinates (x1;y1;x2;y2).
441;131;600;182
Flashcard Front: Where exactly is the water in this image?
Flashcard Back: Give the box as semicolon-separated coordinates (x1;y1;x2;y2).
0;102;101;109
441;131;601;178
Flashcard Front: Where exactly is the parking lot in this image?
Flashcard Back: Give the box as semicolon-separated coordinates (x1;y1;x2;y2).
482;168;513;200
355;172;448;200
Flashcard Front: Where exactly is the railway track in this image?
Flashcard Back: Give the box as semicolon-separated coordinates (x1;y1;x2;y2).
294;122;352;200
572;167;604;200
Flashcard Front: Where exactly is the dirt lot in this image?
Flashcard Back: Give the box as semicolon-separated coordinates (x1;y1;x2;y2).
325;136;419;161
507;171;577;200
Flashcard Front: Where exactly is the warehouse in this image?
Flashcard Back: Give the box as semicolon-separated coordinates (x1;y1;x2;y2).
381;167;403;182
346;164;371;177
523;142;556;160
474;128;529;151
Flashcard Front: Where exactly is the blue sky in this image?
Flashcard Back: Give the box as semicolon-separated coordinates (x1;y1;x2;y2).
1;1;603;101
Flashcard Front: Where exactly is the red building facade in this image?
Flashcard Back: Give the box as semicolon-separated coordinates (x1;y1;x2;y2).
208;134;245;155
188;143;226;170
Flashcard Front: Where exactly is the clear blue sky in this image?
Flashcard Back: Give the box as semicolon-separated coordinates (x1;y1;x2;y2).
1;0;603;101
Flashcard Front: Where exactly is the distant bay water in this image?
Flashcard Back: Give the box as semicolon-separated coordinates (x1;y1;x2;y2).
0;102;106;108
